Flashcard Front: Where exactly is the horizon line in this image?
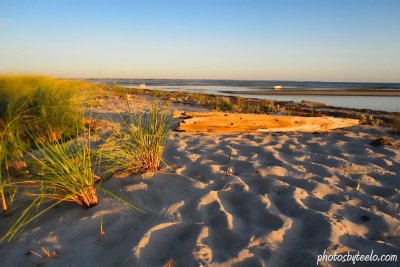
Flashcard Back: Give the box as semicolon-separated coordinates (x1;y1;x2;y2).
66;77;400;84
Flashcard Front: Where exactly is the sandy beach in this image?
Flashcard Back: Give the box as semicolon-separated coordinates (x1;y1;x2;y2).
0;93;398;267
1;0;400;266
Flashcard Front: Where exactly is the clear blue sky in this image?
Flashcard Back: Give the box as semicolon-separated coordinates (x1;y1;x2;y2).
0;0;399;82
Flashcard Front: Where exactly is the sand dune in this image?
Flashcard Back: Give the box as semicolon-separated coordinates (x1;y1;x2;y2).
0;94;398;267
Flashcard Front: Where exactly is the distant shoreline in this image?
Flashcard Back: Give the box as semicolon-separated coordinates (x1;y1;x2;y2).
221;89;400;97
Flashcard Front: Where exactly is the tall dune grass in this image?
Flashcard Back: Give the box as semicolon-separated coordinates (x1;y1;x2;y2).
0;103;28;213
0;76;150;242
0;75;82;144
0;75;85;213
100;102;171;176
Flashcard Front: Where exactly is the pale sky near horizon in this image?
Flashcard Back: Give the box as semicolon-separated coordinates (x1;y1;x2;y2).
0;0;399;82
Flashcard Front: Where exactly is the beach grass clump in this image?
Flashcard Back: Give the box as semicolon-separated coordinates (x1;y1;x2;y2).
390;115;400;134
190;93;213;106
215;97;233;111
2;127;145;243
0;75;90;213
0;103;28;213
1;130;99;242
358;114;374;125
101;103;171;176
165;91;191;104
149;89;165;98
232;97;278;113
29;86;79;142
108;85;144;96
0;75;82;144
25;136;99;208
143;89;269;112
0;76;41;115
85;98;103;108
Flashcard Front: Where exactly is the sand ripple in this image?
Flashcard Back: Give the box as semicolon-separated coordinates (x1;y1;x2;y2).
0;125;399;267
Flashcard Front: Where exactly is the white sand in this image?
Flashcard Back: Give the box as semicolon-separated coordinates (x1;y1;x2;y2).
0;94;399;267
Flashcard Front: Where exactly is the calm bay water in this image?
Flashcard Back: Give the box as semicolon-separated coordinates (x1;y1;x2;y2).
146;86;400;112
89;79;400;112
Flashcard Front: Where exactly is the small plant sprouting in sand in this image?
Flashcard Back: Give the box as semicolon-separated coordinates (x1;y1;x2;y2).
163;258;175;267
100;216;105;238
226;148;232;176
100;102;171;176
